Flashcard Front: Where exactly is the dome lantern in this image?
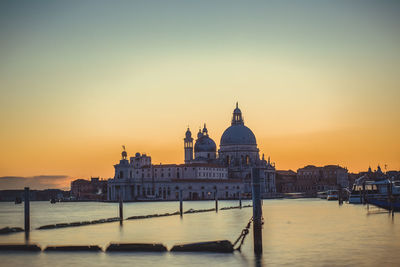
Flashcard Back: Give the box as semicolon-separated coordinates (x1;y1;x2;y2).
231;102;244;126
202;123;208;136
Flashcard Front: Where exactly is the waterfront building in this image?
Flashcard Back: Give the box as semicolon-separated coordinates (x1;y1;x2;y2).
108;103;276;201
275;170;297;193
71;177;108;201
294;165;349;193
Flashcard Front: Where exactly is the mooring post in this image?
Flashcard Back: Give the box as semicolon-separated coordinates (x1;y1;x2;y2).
119;196;123;224
239;191;242;209
362;181;366;205
252;168;263;254
179;189;183;217
338;185;343;205
24;187;30;240
215;189;218;213
388;182;394;216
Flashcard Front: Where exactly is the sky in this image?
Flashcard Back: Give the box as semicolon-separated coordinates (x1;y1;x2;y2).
0;0;399;189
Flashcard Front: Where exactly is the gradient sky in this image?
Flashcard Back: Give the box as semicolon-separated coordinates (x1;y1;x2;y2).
0;0;399;189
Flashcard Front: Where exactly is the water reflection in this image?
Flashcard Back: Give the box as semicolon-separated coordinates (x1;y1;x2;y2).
0;199;399;266
254;254;263;267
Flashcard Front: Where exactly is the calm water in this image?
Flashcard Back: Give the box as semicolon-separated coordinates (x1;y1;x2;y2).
0;199;399;266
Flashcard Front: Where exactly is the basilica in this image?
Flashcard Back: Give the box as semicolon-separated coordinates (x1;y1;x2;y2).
107;103;276;201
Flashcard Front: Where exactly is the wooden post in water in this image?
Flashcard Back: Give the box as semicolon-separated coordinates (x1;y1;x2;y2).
388;181;394;216
239;191;242;209
24;187;30;240
215;189;218;213
119;196;123;224
338;185;343;205
179;189;183;217
252;168;263;255
362;181;366;205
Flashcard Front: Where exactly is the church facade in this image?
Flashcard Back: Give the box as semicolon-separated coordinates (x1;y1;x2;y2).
107;103;276;201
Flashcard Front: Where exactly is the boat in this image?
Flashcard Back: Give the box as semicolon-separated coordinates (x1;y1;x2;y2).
317;191;327;199
326;190;338;200
349;176;384;204
367;198;400;212
348;177;400;204
365;180;400;211
50;198;57;204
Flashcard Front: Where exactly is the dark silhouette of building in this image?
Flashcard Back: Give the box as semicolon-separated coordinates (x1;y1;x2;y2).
296;165;348;193
275;170;297;193
277;165;349;194
70;177;108;201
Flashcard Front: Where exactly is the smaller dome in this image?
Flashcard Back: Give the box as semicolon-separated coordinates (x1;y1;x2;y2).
195;135;217;152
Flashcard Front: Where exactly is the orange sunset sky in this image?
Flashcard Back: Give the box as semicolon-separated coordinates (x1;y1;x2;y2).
0;1;399;189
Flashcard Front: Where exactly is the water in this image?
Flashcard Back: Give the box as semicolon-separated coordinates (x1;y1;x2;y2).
0;199;399;266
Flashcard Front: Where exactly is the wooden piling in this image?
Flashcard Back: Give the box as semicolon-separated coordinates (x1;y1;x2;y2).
338;185;343;205
362;181;366;205
239;191;242;209
119;197;123;224
252;168;263;255
179;189;183;217
388;182;394;216
24;187;30;240
215;189;218;213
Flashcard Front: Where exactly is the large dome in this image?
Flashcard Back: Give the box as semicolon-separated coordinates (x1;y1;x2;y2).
220;124;257;146
194;135;217;152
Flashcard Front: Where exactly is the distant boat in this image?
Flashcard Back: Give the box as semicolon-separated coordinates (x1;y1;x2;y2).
50;198;57;204
317;191;327;199
15;197;22;204
326;190;339;200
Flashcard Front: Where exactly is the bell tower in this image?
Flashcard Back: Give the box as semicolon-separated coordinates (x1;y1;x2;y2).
184;127;193;163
